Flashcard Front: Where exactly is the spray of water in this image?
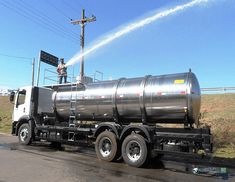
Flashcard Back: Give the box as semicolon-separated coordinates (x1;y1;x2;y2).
66;0;208;67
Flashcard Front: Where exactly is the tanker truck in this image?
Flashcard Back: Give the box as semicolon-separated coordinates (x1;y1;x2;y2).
10;71;212;167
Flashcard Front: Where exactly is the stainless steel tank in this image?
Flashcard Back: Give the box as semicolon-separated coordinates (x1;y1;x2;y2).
54;72;201;125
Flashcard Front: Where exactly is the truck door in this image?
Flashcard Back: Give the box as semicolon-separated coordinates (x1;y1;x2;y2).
13;89;31;122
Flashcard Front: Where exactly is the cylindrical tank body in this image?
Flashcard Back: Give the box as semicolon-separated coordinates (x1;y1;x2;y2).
54;72;201;125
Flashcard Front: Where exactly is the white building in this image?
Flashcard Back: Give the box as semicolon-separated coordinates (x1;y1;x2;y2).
0;88;11;96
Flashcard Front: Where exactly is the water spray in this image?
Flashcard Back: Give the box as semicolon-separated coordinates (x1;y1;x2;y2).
66;0;208;67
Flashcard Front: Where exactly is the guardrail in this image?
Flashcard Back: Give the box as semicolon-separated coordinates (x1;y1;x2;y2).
43;68;75;85
43;68;103;85
201;87;235;94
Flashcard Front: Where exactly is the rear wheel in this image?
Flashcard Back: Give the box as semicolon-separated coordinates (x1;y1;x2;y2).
95;131;119;162
122;134;148;167
18;123;32;145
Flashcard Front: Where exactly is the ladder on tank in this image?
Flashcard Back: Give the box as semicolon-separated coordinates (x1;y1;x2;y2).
68;83;78;141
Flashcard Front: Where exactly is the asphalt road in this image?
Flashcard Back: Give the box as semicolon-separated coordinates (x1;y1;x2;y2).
0;134;234;182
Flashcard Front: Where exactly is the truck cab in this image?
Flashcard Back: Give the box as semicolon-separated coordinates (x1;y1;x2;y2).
11;86;33;136
13;87;32;122
11;86;54;138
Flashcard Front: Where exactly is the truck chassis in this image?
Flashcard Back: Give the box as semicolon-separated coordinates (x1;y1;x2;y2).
12;119;212;167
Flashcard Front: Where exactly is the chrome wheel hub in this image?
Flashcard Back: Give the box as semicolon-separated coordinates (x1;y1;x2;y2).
20;128;29;142
126;141;142;162
99;137;112;157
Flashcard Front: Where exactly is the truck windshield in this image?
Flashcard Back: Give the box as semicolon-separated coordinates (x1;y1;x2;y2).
17;90;26;106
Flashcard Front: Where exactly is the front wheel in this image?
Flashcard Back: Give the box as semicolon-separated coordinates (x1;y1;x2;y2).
18;123;32;145
122;134;148;167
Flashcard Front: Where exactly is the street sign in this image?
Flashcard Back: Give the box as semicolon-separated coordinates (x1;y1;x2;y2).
40;50;58;67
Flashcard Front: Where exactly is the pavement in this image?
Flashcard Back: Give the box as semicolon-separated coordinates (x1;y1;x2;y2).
0;134;234;182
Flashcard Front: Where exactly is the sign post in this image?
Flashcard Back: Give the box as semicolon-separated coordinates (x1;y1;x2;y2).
36;50;59;86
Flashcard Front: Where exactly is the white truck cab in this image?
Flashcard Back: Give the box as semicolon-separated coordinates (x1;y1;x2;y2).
11;86;54;140
12;86;33;122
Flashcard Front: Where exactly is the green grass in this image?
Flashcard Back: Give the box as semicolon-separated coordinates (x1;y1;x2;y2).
0;96;13;133
214;144;235;158
200;93;235;158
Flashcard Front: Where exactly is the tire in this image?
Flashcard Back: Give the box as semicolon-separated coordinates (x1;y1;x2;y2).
18;123;32;145
122;134;148;168
95;131;119;162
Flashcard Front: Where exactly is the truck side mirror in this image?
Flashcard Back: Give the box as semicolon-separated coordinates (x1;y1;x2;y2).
9;91;15;103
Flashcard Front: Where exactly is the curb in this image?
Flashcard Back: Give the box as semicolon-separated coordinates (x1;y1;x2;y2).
0;132;12;136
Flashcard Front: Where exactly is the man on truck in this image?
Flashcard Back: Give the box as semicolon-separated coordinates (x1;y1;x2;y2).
57;58;67;84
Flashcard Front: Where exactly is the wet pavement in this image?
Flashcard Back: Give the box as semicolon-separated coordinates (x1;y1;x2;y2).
0;134;234;182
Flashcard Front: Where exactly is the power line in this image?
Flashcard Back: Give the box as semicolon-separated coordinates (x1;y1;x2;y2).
0;1;77;43
16;0;80;40
0;53;32;60
62;0;94;18
17;0;80;38
0;1;79;44
46;0;72;21
62;0;83;15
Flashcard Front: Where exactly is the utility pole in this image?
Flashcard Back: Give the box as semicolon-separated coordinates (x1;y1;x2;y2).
71;9;96;83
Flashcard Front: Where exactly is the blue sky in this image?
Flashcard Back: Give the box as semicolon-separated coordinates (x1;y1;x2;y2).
0;0;234;89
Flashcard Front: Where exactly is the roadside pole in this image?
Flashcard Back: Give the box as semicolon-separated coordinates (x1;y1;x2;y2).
32;58;35;86
36;52;41;86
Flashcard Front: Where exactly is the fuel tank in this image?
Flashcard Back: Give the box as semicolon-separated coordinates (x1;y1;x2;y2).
53;72;201;125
